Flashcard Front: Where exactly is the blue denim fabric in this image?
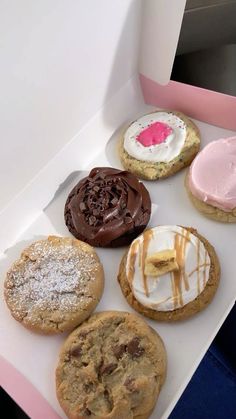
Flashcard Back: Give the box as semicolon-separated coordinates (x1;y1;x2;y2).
170;304;236;419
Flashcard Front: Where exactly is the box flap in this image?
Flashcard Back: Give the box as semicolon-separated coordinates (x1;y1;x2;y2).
139;0;186;85
0;0;142;211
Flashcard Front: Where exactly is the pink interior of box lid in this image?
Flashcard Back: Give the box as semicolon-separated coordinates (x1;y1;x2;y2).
140;74;236;131
0;356;60;419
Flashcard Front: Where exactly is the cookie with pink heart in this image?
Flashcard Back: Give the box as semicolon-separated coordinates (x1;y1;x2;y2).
119;110;200;180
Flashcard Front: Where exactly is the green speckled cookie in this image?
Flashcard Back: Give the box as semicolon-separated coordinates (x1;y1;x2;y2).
119;110;200;180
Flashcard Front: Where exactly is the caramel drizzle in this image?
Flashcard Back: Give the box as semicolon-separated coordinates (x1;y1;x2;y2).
140;229;153;297
139;241;142;268
130;227;210;309
151;296;173;309
188;263;210;278
127;240;139;286
171;229;191;309
171;229;211;308
197;239;200;294
203;250;208;287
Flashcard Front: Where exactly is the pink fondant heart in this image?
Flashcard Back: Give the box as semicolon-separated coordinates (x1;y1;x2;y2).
137;122;172;147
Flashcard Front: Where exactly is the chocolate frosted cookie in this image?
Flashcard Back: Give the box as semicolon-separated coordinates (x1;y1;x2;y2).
56;311;167;419
64;167;151;247
4;236;104;334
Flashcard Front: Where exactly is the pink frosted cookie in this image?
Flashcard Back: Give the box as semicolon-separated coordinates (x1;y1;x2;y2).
119;110;200;180
186;137;236;222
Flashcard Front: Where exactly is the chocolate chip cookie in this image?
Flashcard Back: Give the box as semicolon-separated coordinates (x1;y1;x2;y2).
64;167;151;247
4;236;104;334
56;311;167;419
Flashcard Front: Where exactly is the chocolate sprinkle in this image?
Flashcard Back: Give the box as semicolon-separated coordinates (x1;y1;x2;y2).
79;202;86;212
124;216;132;224
89;215;96;226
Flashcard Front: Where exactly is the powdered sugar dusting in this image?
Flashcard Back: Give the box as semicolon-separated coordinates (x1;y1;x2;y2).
5;239;100;324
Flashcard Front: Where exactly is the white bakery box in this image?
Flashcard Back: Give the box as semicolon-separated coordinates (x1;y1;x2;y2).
0;1;236;418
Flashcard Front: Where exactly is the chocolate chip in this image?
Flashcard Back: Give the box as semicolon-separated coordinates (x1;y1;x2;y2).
113;344;126;359
79;202;86;212
100;362;117;375
70;346;82;357
124;216;132;224
127;337;144;358
124;377;136;391
89;215;96;225
84;407;91;416
124;208;131;216
83;382;95;394
97;172;105;179
111;197;118;205
104;389;109;398
92;209;100;216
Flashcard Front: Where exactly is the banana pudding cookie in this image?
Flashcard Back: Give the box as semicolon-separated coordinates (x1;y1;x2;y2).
186;137;236;222
118;226;220;321
119;110;200;180
64;167;151;247
4;236;104;334
56;311;167;419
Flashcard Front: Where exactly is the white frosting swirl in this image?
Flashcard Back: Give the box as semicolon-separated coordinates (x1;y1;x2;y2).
126;226;210;312
124;112;186;162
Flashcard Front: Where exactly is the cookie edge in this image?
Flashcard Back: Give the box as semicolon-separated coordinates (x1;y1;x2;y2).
185;171;236;223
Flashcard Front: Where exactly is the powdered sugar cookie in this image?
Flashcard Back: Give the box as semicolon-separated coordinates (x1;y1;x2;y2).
4;236;104;334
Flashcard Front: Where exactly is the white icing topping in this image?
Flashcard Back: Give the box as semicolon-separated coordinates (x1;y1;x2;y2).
126;226;210;312
124;112;186;162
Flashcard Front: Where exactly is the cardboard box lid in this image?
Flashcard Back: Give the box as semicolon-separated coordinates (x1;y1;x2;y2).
139;0;186;85
0;0;185;211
